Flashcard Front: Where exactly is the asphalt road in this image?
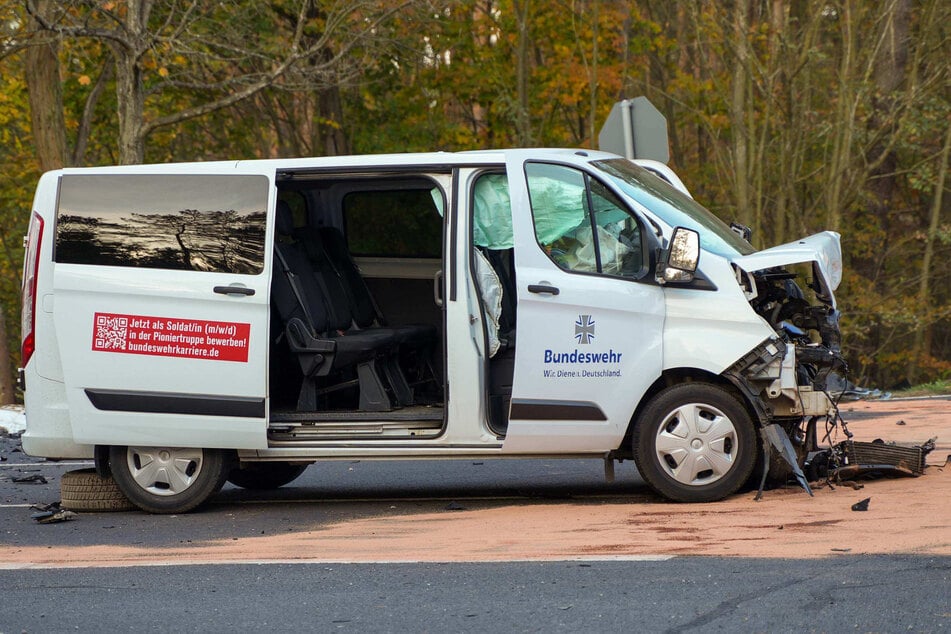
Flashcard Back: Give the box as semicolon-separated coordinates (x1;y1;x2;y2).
3;434;950;632
2;557;949;632
2;432;653;549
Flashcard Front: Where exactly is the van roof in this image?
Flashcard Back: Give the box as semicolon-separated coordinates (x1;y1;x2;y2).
53;148;626;176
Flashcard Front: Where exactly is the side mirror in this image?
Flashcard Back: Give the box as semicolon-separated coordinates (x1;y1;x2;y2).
656;226;699;284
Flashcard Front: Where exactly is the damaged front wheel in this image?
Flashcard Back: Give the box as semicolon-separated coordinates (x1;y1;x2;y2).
633;383;756;502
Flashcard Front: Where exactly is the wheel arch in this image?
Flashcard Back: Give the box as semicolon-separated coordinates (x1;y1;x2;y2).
616;367;762;458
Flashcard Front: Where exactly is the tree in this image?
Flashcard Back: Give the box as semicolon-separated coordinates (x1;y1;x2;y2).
26;0;413;164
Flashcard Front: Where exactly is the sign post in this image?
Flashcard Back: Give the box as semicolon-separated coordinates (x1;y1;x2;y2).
598;97;670;164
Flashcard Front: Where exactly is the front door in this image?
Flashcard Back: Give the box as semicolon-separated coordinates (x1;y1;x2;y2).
51;168;272;449
502;157;666;453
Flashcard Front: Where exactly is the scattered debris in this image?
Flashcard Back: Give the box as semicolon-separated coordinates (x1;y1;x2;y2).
12;474;48;484
896;420;906;426
32;509;77;524
851;497;871;512
445;501;466;511
830;548;852;552
30;502;61;512
827;374;890;401
805;436;937;487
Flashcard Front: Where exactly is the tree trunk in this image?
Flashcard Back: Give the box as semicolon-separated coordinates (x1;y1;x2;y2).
318;81;350;156
514;0;532;146
114;0;153;165
730;0;751;225
587;0;598;148
866;0;910;290
24;0;68;172
907;123;951;384
115;52;145;165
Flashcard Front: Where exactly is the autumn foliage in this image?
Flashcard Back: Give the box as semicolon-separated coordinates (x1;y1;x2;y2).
0;0;948;401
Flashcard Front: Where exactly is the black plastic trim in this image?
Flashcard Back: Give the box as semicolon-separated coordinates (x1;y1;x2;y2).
276;162;508;180
85;388;265;418
509;398;607;421
449;167;459;302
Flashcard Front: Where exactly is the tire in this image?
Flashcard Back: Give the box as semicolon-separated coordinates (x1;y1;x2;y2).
60;468;136;512
108;446;231;514
633;383;756;503
227;462;308;490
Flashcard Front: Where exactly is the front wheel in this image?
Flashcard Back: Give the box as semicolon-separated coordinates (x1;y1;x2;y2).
109;446;231;514
632;383;756;503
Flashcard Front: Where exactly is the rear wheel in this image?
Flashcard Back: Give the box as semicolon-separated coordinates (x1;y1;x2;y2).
109;446;231;514
227;462;308;490
633;383;756;503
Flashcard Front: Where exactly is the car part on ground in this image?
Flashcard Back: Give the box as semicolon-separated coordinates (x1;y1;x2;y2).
60;467;136;512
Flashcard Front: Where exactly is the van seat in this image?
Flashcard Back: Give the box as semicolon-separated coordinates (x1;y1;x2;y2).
272;203;410;411
316;226;437;347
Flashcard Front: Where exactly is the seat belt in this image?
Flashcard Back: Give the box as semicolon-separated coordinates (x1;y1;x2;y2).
274;245;318;333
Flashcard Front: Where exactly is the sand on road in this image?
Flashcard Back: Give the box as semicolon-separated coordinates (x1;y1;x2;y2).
4;398;949;567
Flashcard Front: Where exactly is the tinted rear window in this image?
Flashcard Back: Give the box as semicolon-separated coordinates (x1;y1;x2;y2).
55;174;268;274
343;189;442;258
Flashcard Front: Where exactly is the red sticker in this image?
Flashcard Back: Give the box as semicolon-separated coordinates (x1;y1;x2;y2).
92;312;250;362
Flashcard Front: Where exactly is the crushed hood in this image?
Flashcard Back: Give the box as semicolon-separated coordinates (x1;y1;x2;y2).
733;231;842;307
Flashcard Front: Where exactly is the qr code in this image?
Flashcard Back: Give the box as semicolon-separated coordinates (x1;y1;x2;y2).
94;315;129;350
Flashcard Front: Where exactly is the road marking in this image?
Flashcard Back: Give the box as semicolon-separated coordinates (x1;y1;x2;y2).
0;554;676;570
0;461;94;468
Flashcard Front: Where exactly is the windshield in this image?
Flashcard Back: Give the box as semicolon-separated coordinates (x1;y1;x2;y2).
593;158;755;257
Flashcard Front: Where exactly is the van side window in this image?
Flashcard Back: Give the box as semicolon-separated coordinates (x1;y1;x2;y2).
278;190;308;228
525;163;644;278
55;174;268;274
343;189;442;258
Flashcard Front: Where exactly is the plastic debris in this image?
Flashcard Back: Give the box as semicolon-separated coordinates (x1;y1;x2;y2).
32;509;77;524
12;474;48;484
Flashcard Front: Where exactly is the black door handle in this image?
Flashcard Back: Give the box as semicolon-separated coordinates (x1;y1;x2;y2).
527;284;560;295
214;285;255;296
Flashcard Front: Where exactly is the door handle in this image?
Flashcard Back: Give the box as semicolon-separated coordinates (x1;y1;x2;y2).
214;285;255;296
527;284;560;295
433;270;444;307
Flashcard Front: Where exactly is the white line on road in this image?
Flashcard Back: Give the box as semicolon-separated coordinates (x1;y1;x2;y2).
0;555;676;570
0;461;93;468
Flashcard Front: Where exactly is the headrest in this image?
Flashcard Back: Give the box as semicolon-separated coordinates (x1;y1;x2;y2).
275;200;294;236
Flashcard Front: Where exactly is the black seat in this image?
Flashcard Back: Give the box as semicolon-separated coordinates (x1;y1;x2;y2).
316;226;437;347
271;203;407;411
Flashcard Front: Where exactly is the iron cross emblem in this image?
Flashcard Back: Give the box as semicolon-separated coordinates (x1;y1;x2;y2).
574;314;595;344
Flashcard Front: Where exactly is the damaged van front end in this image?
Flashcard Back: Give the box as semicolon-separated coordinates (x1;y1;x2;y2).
597;157;848;497
729;231;846;421
725;231;847;489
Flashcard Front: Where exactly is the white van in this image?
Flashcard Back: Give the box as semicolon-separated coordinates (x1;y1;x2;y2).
20;149;845;513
